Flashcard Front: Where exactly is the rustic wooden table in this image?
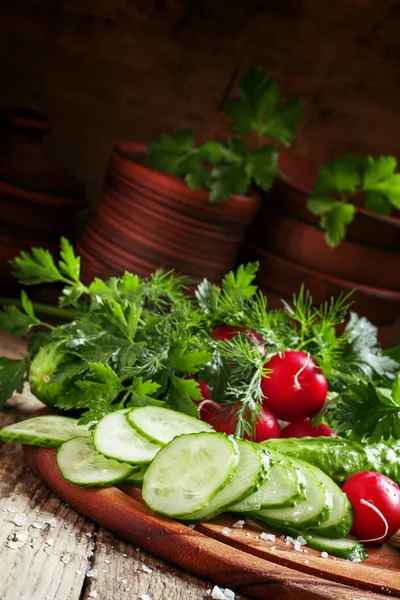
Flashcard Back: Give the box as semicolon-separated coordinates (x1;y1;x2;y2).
0;331;247;600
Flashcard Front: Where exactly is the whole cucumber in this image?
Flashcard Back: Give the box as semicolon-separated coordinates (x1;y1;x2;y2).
263;437;400;486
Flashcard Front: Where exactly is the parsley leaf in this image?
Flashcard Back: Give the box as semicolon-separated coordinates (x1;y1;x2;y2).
320;202;356;247
0;357;28;409
363;155;400;213
222;263;258;299
333;377;400;442
11;247;64;285
165;376;200;417
245;144;278;190
0;292;49;336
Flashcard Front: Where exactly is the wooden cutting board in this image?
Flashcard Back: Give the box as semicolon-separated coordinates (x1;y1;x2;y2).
25;446;400;600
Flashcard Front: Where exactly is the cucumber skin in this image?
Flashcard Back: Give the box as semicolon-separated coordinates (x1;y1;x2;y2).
264;436;400;486
0;431;60;448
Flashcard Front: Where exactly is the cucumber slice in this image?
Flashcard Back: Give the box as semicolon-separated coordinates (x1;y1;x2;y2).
230;452;305;512
299;532;367;561
0;416;90;447
142;432;239;518
57;437;135;486
182;440;267;521
254;458;331;528
306;464;353;538
123;466;147;486
93;410;160;464
126;406;213;445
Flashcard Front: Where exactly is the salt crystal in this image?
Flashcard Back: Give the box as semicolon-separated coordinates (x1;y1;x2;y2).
224;589;235;599
321;551;328;559
45;539;54;546
285;536;294;545
211;586;226;600
293;542;303;552
221;527;232;536
15;533;28;542
232;520;245;529
206;590;212;595
295;535;307;546
135;547;141;551
86;532;92;538
260;532;275;542
120;579;127;584
89;592;98;598
142;565;153;573
122;553;127;557
270;546;276;551
12;513;27;526
31;522;43;529
140;595;152;600
75;571;82;575
7;507;17;513
46;518;57;527
103;559;110;564
188;524;196;529
304;559;309;564
246;532;251;537
86;569;97;578
6;541;20;549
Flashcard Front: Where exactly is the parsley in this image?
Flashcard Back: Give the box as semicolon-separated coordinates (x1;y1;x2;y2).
308;154;400;246
146;64;300;202
0;357;28;409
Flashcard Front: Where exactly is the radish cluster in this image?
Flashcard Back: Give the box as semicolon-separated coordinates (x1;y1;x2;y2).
198;326;336;443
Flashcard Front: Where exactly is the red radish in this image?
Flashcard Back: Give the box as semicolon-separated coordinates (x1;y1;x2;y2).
281;418;337;438
212;325;266;356
261;351;328;422
198;380;211;401
199;400;280;442
342;471;400;543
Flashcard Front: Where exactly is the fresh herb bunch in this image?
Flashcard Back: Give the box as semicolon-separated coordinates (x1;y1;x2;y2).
0;240;398;438
307;154;400;247
146;64;301;202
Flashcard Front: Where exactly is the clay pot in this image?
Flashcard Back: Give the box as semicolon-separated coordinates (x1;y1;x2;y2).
77;143;260;284
0;106;87;293
244;152;400;344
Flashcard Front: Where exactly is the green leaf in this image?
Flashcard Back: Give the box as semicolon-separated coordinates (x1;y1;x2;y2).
362;155;400;211
11;247;63;285
245;144;278;190
195;279;221;316
27;332;52;359
169;347;213;374
127;377;163;408
320;202;356;247
392;372;400;404
0;305;36;336
225;64;279;135
59;237;80;282
119;272;144;303
166;376;200;417
222;263;259;299
209;162;250;202
261;98;301;146
0;357;28;409
87;362;120;384
314;155;361;195
199;141;224;165
307;193;339;216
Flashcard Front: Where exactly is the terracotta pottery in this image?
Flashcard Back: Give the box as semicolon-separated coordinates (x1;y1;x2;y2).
77;143;260;284
244;152;400;343
0;106;87;293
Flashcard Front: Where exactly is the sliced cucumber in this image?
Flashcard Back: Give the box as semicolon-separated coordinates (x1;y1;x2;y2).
0;415;90;447
254;458;331;528
299;532;367;561
123;466;147;486
306;464;353;538
57;437;135;486
182;440;267;521
93;410;160;464
126;406;213;445
230;452;305;512
142;432;239;518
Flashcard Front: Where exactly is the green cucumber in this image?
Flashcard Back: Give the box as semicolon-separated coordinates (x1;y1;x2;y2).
57;437;135;486
142;432;239;518
264;436;400;486
93;410;160;464
123;466;147;486
254;458;331;528
0;415;90;447
126;406;213;445
230;451;305;512
298;533;367;561
306;464;353;538
182;440;267;521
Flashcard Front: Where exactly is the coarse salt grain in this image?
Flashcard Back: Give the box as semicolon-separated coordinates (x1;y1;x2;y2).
6;541;20;549
122;553;127;557
232;520;245;529
142;565;153;573
45;539;54;546
7;507;17;513
104;560;110;564
211;586;226;600
15;533;28;542
304;560;309;564
86;533;92;538
188;524;196;529
140;595;152;600
86;569;97;578
89;592;98;598
31;522;43;529
321;551;328;559
270;546;276;551
260;532;275;542
221;527;232;536
12;513;27;526
296;535;307;546
224;589;235;600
